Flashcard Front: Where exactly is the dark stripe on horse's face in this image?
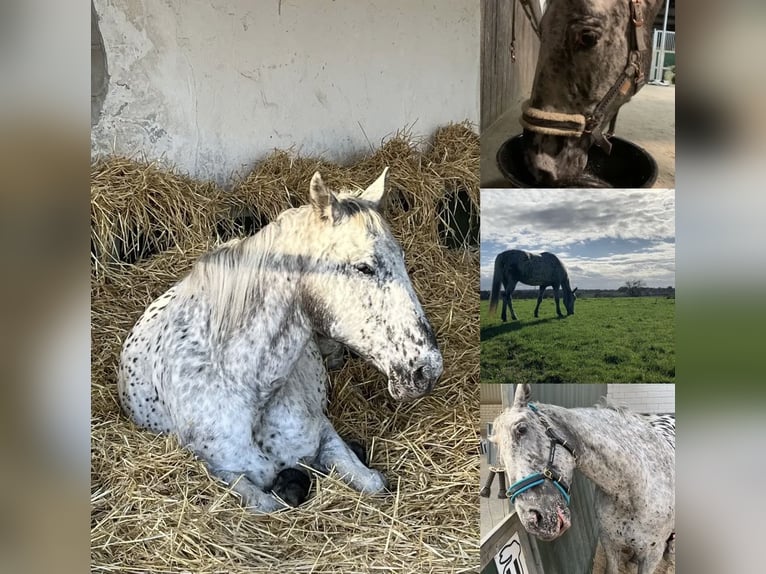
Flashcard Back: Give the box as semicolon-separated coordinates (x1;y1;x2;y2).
330;197;383;229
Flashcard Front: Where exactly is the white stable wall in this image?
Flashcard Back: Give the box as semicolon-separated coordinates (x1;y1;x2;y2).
91;0;479;185
607;384;675;414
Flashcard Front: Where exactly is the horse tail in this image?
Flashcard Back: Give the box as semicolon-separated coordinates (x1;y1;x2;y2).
489;255;503;315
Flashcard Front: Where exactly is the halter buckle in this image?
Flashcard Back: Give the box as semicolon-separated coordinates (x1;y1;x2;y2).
543;468;554;480
631;0;644;27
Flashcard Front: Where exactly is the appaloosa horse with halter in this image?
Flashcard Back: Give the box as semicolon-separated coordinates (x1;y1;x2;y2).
489;249;577;322
519;0;666;185
492;384;675;574
118;169;443;512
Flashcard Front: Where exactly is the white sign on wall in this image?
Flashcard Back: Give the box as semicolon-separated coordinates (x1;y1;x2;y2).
493;532;528;574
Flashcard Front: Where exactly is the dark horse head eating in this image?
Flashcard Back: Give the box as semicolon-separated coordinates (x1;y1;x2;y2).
521;0;666;186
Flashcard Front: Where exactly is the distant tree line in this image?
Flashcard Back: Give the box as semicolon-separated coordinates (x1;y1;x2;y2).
479;282;675;301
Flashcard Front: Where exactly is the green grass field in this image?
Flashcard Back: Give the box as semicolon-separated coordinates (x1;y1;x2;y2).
481;297;675;384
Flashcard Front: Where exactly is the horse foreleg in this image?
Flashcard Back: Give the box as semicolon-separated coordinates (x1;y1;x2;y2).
637;544;667;574
599;535;622;574
534;286;545;318
213;469;286;513
552;285;563;317
316;422;388;493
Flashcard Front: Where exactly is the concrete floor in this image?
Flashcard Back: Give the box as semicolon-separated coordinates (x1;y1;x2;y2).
480;84;676;189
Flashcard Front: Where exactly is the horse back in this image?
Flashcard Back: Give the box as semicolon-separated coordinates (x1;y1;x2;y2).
503;250;560;287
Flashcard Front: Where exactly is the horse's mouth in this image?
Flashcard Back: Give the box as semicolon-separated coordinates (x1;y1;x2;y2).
522;131;608;188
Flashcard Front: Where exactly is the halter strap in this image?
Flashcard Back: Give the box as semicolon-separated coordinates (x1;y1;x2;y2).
520;0;650;154
506;403;577;506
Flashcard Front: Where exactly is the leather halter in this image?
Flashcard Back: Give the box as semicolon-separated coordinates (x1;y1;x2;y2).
520;0;650;154
506;403;577;506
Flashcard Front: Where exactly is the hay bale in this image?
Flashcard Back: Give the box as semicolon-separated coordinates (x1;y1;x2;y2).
91;124;479;573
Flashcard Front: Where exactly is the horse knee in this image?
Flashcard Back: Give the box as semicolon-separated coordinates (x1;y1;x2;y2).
343;438;368;466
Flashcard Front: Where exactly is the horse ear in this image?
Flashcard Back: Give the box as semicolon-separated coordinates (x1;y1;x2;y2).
360;167;389;208
513;384;532;408
309;172;338;222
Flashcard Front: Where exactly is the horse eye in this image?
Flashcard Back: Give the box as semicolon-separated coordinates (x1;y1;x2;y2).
354;263;375;276
515;424;527;438
576;30;599;50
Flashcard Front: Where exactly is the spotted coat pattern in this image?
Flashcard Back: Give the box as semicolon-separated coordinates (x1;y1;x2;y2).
492;385;674;574
117;170;443;512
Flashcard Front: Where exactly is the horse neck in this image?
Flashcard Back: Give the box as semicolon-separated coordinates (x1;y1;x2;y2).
192;209;315;379
543;404;650;501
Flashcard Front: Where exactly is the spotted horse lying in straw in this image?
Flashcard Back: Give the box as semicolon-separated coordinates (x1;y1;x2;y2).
118;169;443;512
491;384;675;574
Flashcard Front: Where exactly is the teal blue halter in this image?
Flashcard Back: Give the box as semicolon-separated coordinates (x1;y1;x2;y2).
506;403;577;506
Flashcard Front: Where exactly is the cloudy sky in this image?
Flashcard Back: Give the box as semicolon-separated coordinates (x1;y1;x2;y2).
480;189;675;290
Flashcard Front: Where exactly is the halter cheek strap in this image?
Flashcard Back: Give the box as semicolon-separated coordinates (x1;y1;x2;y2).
506;403;577;506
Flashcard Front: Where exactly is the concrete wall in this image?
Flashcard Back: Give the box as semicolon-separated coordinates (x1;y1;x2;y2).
91;0;479;185
607;384;675;414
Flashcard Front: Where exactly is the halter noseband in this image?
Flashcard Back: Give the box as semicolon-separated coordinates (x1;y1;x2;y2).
520;0;649;154
506;403;577;506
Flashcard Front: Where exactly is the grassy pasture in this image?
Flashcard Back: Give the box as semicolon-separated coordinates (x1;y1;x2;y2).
480;296;675;384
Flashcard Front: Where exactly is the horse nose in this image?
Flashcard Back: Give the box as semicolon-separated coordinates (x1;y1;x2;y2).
412;351;443;393
526;508;543;527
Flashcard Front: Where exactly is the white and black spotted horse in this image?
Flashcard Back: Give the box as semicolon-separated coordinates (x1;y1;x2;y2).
118;169;443;512
492;385;674;574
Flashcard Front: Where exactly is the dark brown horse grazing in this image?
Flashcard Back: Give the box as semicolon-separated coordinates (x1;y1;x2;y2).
489;249;577;322
521;0;667;186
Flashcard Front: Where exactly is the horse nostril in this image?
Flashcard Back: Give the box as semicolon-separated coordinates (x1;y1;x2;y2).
414;365;426;382
528;509;542;527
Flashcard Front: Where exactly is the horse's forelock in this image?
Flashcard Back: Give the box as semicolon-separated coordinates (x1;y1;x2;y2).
332;195;386;234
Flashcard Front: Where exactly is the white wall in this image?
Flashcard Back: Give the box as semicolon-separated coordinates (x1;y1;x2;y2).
607;384;675;414
91;0;479;185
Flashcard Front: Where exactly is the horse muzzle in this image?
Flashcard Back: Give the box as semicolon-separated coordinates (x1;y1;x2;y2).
517;503;571;541
387;349;443;401
521;129;591;187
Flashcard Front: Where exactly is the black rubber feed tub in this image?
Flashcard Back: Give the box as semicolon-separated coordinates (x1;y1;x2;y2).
497;133;658;188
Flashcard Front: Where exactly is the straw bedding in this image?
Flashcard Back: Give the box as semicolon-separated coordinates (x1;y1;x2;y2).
91;124;480;573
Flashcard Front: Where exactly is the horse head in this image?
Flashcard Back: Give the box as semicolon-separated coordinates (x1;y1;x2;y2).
491;384;576;541
563;286;578;315
522;0;664;186
298;169;443;401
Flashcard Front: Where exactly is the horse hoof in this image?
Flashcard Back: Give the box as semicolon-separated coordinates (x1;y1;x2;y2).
272;468;312;507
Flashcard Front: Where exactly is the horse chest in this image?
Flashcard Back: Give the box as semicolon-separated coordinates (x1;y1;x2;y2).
596;491;673;553
252;340;329;467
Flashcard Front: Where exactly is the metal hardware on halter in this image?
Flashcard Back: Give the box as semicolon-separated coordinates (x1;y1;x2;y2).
506;403;576;506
